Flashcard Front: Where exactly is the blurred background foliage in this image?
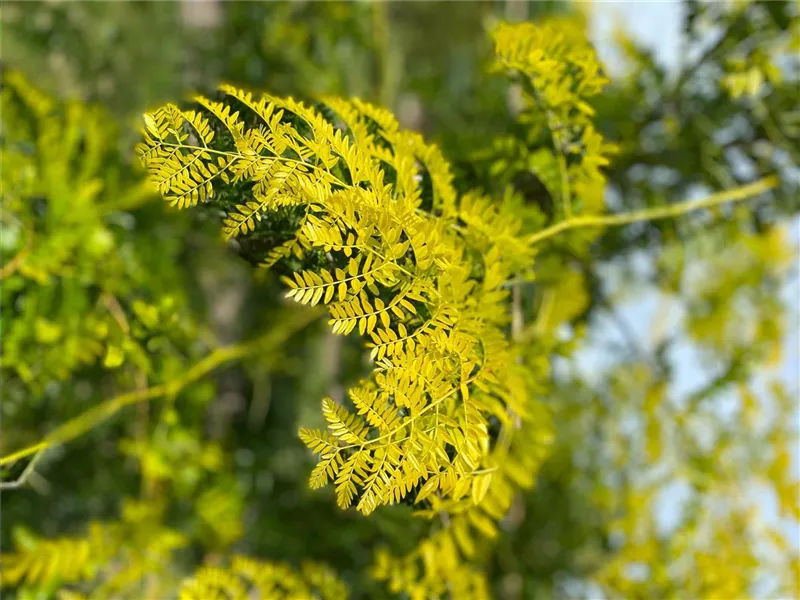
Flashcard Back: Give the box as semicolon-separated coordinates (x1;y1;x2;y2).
1;1;798;598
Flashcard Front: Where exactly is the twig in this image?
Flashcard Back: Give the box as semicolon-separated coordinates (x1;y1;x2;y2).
0;450;45;490
0;307;323;469
526;176;778;247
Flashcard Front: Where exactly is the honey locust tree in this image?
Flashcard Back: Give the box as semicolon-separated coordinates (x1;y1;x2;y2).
1;2;799;599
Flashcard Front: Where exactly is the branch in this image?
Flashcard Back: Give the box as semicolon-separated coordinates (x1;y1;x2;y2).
0;307;322;471
526;176;778;246
0;450;45;490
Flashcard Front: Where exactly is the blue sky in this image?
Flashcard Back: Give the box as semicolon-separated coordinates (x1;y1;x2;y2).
590;0;684;74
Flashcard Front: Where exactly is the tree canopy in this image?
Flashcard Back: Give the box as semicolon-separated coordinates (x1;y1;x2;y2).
1;2;798;599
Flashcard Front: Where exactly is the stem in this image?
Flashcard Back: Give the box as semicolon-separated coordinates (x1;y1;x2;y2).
0;308;322;470
0;450;45;490
526;176;778;246
339;374;479;451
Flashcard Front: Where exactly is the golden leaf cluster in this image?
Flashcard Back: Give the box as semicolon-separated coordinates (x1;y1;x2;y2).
490;18;618;216
136;65;559;521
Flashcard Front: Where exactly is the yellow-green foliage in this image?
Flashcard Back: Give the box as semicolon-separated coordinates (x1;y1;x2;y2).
0;70;201;400
1;500;186;597
129;17;641;596
131;17;789;599
133;19;625;595
1;71;143;386
488;17;618;218
3;12;794;600
179;557;347;600
136;75;556;522
1;523;118;589
372;538;492;600
2;499;344;600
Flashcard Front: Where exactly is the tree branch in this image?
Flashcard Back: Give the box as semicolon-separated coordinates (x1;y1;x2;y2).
526;176;778;246
0;450;45;490
0;307;322;471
